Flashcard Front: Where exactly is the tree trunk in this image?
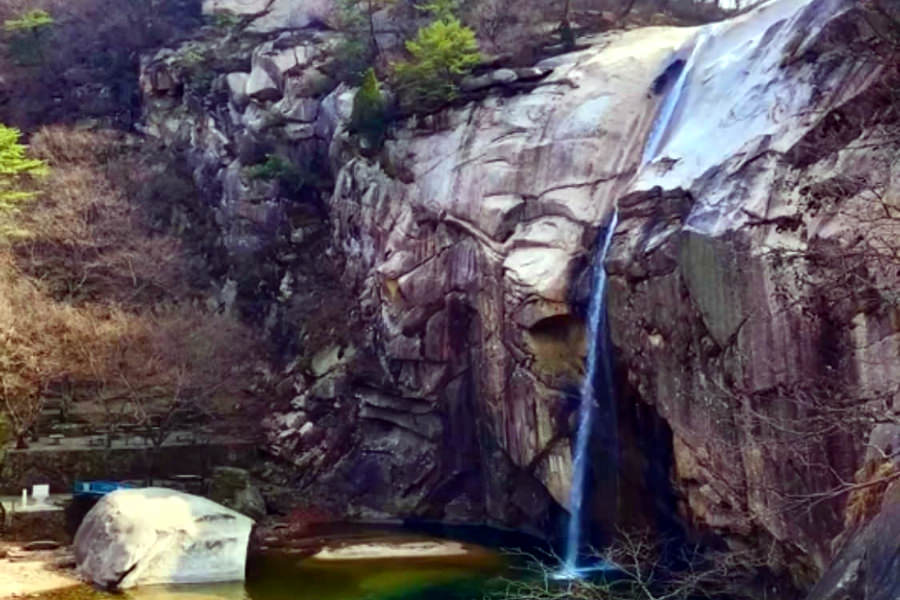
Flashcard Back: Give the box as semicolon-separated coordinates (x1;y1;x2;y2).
620;0;638;20
368;0;380;57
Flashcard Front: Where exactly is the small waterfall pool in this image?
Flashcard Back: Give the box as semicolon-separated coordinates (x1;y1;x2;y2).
29;526;534;600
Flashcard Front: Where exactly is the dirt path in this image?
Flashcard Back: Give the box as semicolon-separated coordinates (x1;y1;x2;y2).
0;544;80;598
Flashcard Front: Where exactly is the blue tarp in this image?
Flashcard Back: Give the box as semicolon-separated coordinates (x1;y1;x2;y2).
73;480;132;498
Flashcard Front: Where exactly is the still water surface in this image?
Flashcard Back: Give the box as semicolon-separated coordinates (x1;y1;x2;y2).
36;529;518;600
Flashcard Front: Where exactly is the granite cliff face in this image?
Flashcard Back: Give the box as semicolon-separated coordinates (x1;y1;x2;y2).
139;0;900;588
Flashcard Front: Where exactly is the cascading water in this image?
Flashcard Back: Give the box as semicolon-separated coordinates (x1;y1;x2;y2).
560;209;619;578
641;29;710;168
557;25;701;580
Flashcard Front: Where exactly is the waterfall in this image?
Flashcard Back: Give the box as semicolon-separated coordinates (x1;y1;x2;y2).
561;209;619;577
641;29;710;168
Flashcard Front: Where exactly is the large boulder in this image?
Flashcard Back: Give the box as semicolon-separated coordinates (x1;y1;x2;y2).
74;488;254;589
202;0;336;33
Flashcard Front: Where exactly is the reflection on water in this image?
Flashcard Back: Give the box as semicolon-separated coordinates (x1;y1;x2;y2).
37;531;510;600
245;549;504;600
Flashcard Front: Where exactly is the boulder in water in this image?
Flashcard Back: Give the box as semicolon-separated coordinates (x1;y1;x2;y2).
74;487;254;589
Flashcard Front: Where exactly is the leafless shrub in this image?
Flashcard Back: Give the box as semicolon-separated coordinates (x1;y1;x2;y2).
494;530;764;600
0;126;264;451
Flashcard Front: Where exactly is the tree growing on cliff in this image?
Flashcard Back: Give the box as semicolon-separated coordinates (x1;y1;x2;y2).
0;124;47;218
350;67;389;150
2;8;53;66
392;8;481;110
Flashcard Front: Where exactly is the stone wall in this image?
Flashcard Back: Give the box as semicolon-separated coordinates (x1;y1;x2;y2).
1;442;257;494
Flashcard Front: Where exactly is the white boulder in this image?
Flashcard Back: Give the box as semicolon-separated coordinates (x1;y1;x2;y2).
225;72;250;109
246;66;280;102
74;488;254;590
202;0;336;33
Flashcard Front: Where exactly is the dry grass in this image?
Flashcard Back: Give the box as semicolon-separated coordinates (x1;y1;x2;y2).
27;126;119;165
8;127;193;306
844;459;899;530
0;126;263;445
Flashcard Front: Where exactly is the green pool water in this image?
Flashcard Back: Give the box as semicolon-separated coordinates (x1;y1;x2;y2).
34;530;515;600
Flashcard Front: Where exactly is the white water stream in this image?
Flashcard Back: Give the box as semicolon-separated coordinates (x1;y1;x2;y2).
560;210;619;577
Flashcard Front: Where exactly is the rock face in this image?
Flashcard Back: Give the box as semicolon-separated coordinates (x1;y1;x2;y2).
605;0;900;583
74;488;254;589
139;0;900;590
208;467;267;520
806;501;900;600
202;0;337;33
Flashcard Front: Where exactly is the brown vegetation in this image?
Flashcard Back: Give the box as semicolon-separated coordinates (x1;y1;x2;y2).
0;126;264;450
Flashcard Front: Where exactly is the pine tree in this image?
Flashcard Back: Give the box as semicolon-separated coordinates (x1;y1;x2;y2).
0;124;48;215
350;67;389;150
393;16;481;109
3;9;53;33
416;0;459;21
3;9;54;66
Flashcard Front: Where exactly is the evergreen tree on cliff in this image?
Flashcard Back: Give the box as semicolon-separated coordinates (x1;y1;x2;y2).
0;124;47;217
351;67;388;150
393;1;480;110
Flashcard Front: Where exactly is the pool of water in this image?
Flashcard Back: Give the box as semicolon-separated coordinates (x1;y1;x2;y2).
34;528;518;600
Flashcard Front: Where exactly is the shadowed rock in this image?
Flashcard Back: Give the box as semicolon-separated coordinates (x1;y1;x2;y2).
807;502;900;600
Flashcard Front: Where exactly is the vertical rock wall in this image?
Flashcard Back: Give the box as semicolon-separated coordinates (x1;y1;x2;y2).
139;0;900;585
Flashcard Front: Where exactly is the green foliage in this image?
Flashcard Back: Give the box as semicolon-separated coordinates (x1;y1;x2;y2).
173;46;216;96
332;37;372;85
245;155;311;196
3;9;54;66
393;17;481;110
351;68;389;150
206;10;241;31
338;0;368;30
3;9;53;33
0;124;48;216
415;0;459;20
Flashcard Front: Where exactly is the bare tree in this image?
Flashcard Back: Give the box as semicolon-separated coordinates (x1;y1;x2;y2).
0;127;264;476
494;529;764;600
